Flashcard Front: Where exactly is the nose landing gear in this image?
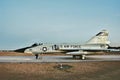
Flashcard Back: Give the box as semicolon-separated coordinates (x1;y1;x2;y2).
35;54;39;59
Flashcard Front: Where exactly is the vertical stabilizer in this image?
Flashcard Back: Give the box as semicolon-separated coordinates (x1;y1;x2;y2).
86;30;110;45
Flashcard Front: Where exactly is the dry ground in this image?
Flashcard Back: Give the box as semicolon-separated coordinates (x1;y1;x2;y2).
0;52;120;80
0;62;120;80
0;52;66;56
0;52;33;56
0;51;119;56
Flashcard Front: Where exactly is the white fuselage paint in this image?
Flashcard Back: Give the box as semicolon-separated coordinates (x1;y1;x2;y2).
24;43;108;54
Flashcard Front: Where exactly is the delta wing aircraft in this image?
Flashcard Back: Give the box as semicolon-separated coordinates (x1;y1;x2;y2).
24;30;115;60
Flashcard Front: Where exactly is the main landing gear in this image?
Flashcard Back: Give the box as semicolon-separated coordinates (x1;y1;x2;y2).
73;55;86;60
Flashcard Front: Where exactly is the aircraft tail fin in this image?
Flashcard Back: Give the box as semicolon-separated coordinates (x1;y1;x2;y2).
86;30;110;45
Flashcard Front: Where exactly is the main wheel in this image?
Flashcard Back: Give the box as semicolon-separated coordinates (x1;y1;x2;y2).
81;55;86;60
73;55;76;59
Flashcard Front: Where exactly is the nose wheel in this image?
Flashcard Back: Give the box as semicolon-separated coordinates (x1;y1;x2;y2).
35;54;39;59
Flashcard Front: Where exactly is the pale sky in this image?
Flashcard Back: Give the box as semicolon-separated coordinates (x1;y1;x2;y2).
0;0;120;49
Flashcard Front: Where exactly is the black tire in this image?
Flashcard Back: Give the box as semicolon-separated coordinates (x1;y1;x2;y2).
73;55;76;58
35;54;39;59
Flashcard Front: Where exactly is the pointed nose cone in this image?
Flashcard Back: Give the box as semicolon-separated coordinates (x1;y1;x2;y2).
14;47;31;53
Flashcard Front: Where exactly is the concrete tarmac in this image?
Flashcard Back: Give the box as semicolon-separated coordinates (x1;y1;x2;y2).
0;55;120;63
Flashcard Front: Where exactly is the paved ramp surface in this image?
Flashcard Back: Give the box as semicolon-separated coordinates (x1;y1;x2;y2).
0;55;120;63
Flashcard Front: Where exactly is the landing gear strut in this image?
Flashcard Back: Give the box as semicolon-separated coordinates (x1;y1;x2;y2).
73;55;86;60
35;54;39;59
81;55;85;60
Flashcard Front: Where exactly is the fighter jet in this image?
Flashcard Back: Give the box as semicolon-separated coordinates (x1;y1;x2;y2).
23;30;114;59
